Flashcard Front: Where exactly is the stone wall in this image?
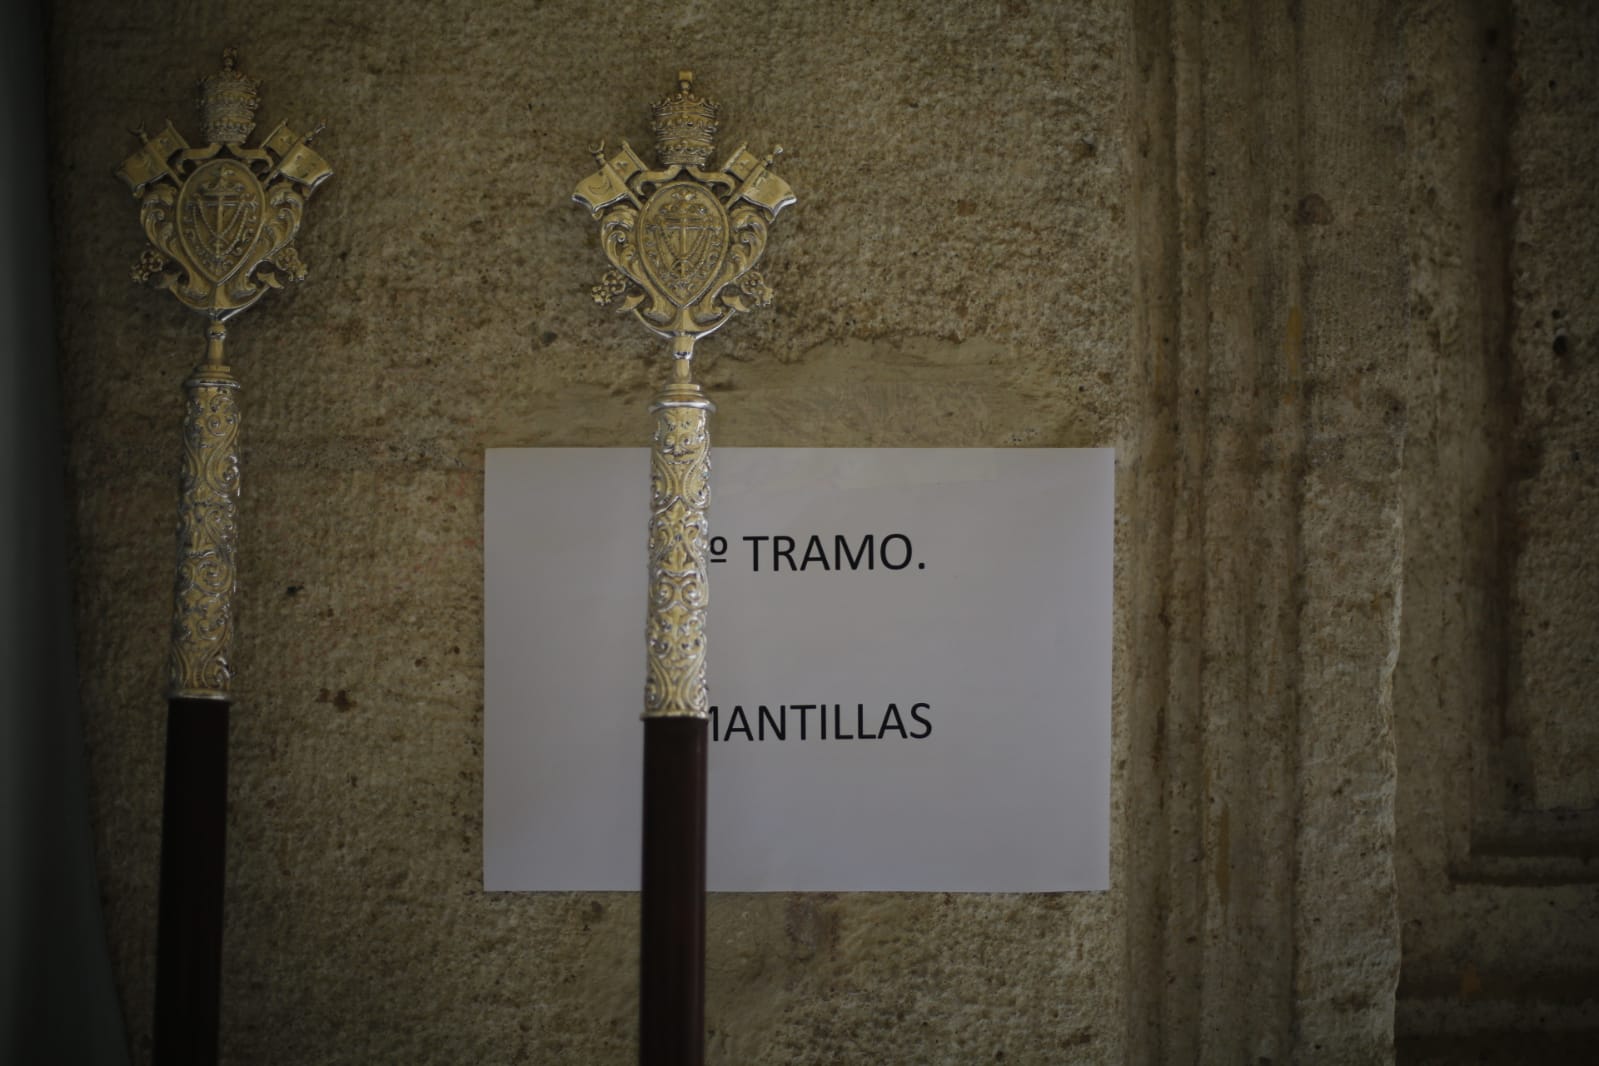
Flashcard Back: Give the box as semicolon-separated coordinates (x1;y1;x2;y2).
1393;1;1599;1061
46;0;1597;1062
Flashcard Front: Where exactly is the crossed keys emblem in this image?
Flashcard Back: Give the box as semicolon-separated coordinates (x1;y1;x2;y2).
574;71;795;361
119;49;332;321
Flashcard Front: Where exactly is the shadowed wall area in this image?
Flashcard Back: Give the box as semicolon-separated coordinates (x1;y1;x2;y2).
43;0;1596;1062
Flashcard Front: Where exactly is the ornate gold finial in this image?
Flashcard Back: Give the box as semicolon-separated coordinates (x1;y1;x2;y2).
198;48;260;146
573;75;795;722
119;47;332;324
118;52;333;700
652;70;720;168
575;72;795;365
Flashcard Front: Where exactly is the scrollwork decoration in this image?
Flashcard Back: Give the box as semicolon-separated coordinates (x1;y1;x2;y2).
169;369;241;698
645;403;713;717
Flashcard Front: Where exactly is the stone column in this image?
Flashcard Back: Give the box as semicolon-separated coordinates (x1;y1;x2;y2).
1123;1;1406;1059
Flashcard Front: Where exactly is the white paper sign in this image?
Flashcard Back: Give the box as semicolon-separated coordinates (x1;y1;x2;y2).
485;448;1112;892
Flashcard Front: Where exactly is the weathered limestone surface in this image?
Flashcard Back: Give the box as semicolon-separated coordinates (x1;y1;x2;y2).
45;0;1597;1062
1393;1;1599;1063
1124;2;1405;1060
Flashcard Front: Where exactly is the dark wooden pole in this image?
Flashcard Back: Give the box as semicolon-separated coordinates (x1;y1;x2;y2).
151;345;240;1066
152;697;230;1066
638;377;714;1065
639;717;708;1066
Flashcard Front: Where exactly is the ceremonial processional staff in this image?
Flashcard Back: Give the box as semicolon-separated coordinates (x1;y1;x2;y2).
118;49;331;1066
574;72;795;1065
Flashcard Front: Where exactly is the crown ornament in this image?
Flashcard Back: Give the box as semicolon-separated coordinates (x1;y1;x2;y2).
197;48;260;146
652;71;720;167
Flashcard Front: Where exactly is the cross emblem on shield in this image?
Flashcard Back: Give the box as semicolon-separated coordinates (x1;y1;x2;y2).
640;183;729;306
175;159;267;285
196;167;249;253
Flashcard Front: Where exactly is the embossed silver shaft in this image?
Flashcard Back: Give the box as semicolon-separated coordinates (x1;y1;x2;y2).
645;385;713;719
170;321;241;700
